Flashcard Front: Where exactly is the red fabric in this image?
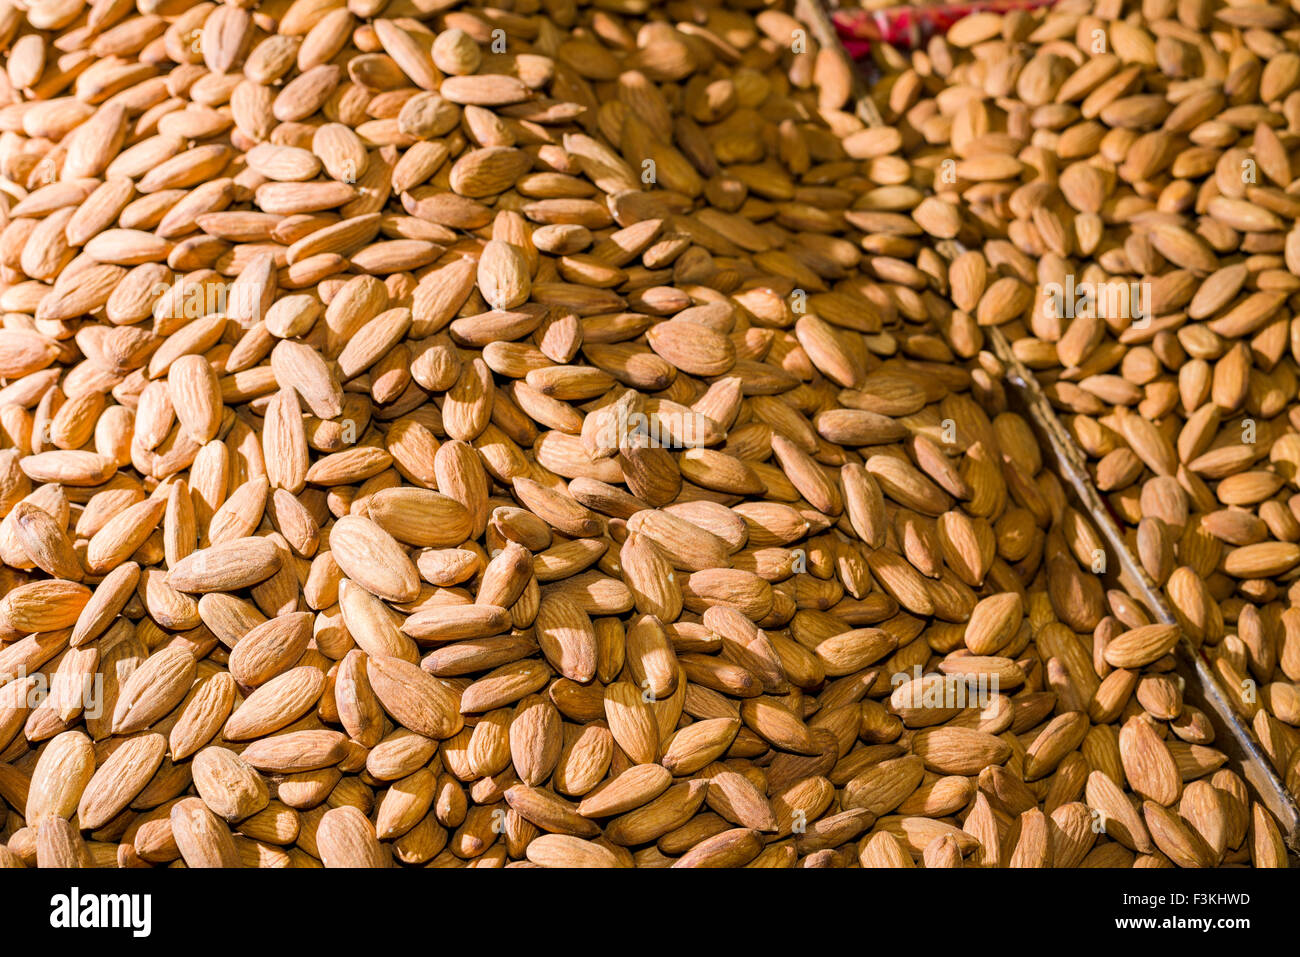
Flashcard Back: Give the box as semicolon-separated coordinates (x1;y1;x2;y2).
833;0;1058;55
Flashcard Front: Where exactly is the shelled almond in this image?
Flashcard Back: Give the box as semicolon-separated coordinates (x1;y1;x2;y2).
858;0;1300;823
0;0;1285;870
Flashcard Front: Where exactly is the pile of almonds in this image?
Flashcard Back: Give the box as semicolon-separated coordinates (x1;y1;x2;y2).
0;0;1289;868
859;0;1300;827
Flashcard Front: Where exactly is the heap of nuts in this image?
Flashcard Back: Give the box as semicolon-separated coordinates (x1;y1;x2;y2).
860;0;1300;818
0;0;1288;868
